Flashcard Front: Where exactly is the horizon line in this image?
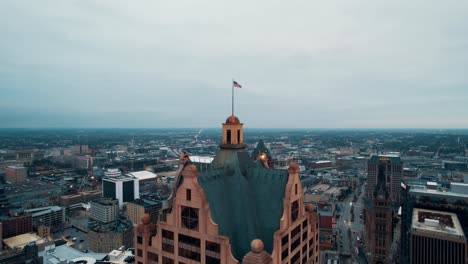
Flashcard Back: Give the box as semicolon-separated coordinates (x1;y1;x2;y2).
1;127;468;130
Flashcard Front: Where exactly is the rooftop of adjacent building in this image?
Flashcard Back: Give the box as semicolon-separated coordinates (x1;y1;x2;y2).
3;233;45;250
127;198;162;208
5;165;26;170
24;206;63;217
408;182;468;200
39;244;109;264
127;170;157;181
88;218;133;233
189;155;215;164
102;174;136;182
411;208;464;238
368;153;402;164
90;198;119;206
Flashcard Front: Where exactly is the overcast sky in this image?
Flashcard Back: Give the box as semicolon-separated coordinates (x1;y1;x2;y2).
1;1;467;129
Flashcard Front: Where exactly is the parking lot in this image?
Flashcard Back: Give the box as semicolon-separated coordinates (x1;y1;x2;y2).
52;226;89;253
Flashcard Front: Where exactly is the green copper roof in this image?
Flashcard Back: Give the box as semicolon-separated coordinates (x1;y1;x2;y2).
198;149;288;261
251;139;272;159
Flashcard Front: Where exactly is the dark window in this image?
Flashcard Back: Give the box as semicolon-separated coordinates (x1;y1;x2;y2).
162;242;174;253
103;180;116;199
237;130;240;143
302;230;307;241
178;234;200;247
292;225;301;238
122;180;135;202
162;229;174;253
186;189;191;201
281;248;289;260
291;200;299;222
295;184;298;195
162;229;174;239
162;257;174;264
206;241;221;253
178;234;201;261
181;206;199;230
302;255;307;264
137;249;143;257
226;130;231;144
282;234;289;246
291;251;300;264
137;236;143;244
302;219;308;229
291;237;301;251
148;252;158;261
206;256;221;264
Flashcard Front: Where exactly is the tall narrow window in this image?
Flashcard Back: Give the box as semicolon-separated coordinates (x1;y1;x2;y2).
186;189;191;201
237;130;241;143
291;200;299;222
295;184;298;195
226;130;231;144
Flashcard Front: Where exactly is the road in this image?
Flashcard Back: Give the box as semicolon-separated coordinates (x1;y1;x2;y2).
336;184;368;264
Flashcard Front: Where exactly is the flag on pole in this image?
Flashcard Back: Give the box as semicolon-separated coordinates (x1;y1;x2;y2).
233;80;242;88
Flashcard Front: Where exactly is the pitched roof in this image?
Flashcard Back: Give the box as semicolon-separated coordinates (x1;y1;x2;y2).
198;149;288;261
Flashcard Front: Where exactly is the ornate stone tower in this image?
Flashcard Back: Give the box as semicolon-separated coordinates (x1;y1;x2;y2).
136;114;320;264
221;115;244;148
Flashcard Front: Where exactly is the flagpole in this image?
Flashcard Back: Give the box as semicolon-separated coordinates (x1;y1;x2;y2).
232;79;234;116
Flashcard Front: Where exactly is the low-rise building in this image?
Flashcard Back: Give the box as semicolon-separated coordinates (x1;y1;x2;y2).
24;206;65;231
90;198;119;224
88;219;134;253
4;165;27;184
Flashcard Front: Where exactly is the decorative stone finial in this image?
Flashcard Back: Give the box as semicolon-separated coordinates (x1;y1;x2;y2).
305;204;315;213
141;214;151;225
179;153;191;164
288;162;300;174
251;239;264;253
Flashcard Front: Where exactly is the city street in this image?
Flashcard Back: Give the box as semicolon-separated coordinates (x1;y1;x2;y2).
337;184;368;264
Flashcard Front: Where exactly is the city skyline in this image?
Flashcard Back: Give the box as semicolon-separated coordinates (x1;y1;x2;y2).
1;1;468;129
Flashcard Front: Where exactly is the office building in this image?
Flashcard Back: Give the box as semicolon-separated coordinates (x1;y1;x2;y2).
126;198;162;226
5;165;27;184
135;114;320;264
400;179;468;264
88;219;134;253
102;173;139;208
24;206;65;231
410;208;467;264
0;210;33;239
90;198;119;224
365;154;402;264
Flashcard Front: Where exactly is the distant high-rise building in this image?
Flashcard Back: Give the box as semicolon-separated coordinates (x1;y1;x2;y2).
410;208;467;264
135;114;320;264
366;154;402;206
102;172;139;208
365;154;403;264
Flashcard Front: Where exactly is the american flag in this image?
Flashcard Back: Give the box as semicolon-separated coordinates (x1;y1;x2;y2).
233;81;242;88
